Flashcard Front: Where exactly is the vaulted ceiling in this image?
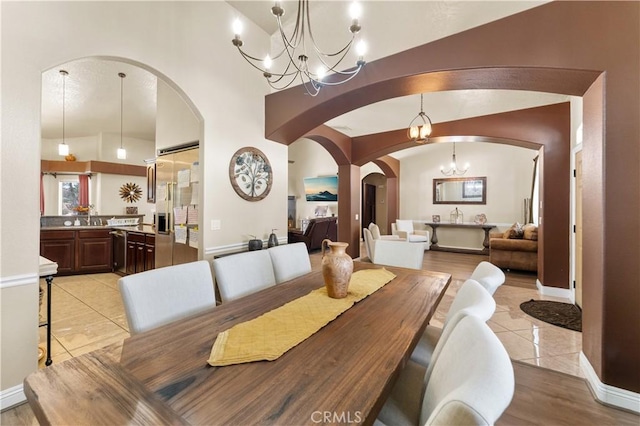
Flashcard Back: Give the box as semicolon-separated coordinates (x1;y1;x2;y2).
40;1;568;152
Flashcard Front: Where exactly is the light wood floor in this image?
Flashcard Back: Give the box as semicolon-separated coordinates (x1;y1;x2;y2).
2;249;638;425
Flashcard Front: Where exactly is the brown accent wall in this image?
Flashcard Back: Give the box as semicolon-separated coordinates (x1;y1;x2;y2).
337;164;360;259
270;2;640;394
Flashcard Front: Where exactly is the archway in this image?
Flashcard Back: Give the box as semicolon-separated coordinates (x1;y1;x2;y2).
266;1;640;397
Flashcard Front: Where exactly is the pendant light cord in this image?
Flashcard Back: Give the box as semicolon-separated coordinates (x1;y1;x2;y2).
119;72;125;149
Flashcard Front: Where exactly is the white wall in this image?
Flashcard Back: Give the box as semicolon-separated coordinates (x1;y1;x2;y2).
156;79;200;150
1;1;281;399
400;142;538;249
288;138;339;225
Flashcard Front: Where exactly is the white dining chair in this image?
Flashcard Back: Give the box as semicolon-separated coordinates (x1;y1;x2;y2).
268;242;312;284
376;315;514;426
410;279;496;368
470;261;506;295
213;250;276;302
118;260;216;335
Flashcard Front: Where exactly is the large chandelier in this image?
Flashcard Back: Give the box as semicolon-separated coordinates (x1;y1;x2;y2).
231;0;367;96
440;142;469;176
407;94;432;144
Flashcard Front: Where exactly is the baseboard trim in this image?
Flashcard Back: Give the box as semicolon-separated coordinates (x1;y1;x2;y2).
580;352;640;413
0;384;26;411
535;279;572;299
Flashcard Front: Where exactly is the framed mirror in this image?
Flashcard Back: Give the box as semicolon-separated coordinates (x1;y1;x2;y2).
433;177;486;205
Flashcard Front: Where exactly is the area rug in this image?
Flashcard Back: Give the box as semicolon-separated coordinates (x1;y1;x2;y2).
520;299;582;332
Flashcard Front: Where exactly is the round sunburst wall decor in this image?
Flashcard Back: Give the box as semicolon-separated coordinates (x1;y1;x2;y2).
119;182;142;203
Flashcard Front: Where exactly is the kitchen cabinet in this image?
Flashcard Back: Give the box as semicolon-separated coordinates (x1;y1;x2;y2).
126;231;155;274
76;229;112;273
40;228;112;275
40;230;75;274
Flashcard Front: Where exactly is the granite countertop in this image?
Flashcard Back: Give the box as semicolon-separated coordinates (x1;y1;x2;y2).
41;224;156;235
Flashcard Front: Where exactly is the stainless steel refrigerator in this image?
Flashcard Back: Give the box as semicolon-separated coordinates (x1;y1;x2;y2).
155;142;200;268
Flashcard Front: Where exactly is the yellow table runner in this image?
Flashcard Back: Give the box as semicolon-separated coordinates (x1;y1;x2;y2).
208;268;396;366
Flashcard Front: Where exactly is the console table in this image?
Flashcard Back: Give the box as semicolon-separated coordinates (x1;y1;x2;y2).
425;222;496;255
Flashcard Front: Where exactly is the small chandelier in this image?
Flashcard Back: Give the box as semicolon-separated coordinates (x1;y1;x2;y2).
117;72;127;160
407;94;432;144
231;0;367;97
58;70;70;156
440;142;469;176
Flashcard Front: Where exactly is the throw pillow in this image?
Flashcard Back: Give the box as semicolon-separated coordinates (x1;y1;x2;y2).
523;224;538;241
503;222;524;239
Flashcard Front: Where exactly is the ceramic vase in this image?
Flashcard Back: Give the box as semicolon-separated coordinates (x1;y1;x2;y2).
321;239;353;299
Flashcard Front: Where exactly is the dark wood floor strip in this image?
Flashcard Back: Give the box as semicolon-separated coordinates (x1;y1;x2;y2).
498;361;640;425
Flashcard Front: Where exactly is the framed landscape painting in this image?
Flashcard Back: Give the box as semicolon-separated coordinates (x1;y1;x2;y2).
303;176;338;202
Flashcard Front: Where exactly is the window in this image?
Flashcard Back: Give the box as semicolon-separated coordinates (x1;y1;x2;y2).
59;180;79;215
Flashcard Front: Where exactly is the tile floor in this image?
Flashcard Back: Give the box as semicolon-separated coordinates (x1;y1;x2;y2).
3;251;583;423
432;278;583;378
36;254;582;376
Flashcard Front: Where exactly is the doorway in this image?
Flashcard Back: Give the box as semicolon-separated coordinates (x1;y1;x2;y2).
362;183;376;229
574;149;583;308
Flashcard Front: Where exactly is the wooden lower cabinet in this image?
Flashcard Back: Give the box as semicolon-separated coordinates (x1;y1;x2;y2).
77;230;113;273
40;230;75;274
126;232;155;274
40;229;112;275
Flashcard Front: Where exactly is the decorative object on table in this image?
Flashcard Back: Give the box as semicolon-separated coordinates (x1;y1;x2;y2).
268;229;279;248
247;235;263;251
520;299;582;332
450;207;463;224
432;215;440;223
321;239;353;299
229;147;272;201
474;213;487;225
64;153;76;161
287;215;295;229
125;207;138;215
314;205;328;217
119;182;142;203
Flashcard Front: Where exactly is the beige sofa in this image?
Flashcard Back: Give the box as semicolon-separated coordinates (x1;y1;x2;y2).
489;224;538;272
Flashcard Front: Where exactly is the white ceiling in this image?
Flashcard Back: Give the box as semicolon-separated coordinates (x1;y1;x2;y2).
41;59;157;141
41;1;568;154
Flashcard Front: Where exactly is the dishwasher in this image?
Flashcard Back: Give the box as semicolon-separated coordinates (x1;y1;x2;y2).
111;230;127;275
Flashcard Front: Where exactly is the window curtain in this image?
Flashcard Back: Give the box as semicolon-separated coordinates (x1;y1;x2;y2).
78;174;89;206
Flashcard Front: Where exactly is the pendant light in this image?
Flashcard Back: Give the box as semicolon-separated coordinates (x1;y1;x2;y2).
440;142;469;176
407;94;432;144
117;72;127;160
58;70;70;156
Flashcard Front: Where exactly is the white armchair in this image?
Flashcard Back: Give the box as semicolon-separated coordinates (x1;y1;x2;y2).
392;220;430;246
368;223;401;241
363;228;424;270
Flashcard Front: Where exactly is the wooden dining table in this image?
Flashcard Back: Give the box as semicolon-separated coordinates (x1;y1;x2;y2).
24;262;450;426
